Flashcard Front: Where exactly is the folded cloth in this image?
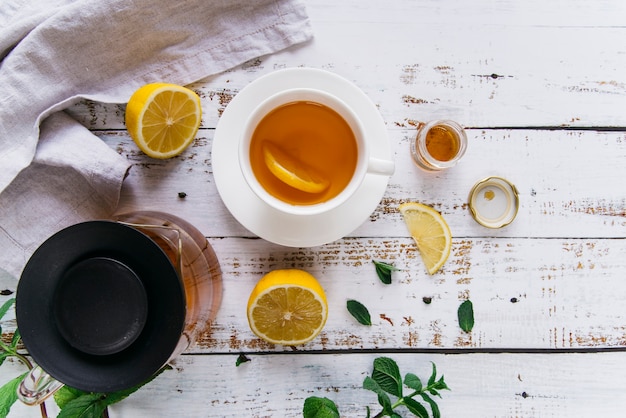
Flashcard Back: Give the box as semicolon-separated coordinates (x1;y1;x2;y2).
0;0;313;278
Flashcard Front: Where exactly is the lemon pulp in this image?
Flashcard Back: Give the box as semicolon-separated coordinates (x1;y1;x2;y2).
247;269;328;345
399;202;452;274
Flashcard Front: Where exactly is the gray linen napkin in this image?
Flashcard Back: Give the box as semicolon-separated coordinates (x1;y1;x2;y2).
0;0;313;277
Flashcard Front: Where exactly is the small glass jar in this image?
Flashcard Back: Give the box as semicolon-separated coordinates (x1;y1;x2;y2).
410;120;468;171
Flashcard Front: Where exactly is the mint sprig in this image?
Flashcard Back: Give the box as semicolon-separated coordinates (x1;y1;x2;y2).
303;357;449;418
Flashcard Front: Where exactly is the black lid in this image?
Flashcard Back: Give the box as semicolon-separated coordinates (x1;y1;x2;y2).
16;221;185;393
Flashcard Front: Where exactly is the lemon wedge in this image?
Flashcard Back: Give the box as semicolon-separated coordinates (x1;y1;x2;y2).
247;269;328;346
125;83;202;159
262;142;329;194
399;202;452;274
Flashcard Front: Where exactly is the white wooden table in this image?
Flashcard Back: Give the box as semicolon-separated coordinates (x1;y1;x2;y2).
3;0;626;416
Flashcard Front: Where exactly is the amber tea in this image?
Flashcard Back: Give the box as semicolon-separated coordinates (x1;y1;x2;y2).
411;120;468;171
249;101;358;205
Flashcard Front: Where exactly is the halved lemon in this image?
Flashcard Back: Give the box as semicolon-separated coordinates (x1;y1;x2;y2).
247;269;328;346
399;202;452;275
262;142;329;194
125;83;202;159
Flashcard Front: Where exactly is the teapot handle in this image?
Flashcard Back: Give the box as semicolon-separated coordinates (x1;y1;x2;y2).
17;365;65;406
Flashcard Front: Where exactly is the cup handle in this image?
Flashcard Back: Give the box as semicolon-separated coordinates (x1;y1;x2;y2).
367;157;395;176
17;366;65;406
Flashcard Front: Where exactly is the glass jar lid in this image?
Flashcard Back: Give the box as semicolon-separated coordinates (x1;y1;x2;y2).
468;176;519;228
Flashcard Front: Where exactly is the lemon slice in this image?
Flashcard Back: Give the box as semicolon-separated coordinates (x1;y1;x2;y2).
262;142;329;194
125;83;202;159
247;269;328;346
399;202;452;274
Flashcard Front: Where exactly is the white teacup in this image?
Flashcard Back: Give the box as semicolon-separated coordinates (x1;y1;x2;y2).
239;88;395;217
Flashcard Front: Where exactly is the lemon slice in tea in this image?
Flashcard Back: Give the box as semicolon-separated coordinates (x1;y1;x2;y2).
262;142;329;194
399;202;452;274
247;269;328;346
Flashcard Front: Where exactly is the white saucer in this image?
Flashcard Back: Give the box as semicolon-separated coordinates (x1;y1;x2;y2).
212;68;393;247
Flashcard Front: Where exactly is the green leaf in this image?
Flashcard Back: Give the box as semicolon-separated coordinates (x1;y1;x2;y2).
372;357;403;397
458;299;475;332
376;392;393;415
434;376;450;392
427;362;437;386
420;392;441;418
364;376;394;413
403;397;429;418
302;396;340;418
0;372;27;418
10;329;20;349
0;298;15;321
363;376;381;393
56;393;107;418
347;299;371;326
54;386;88;409
404;373;422;392
372;260;398;285
236;353;251;367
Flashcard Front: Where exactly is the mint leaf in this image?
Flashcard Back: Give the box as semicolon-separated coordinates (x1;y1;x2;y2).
372;357;403;397
54;386;88;409
403;397;429;418
302;396;340;418
9;329;20;350
0;372;27;418
404;373;422;392
363;376;384;396
376;392;393;415
458;300;475;332
372;260;398;285
0;299;14;321
346;299;371;326
428;362;437;386
420;393;441;418
56;393;107;418
364;376;393;415
236;353;251;367
436;375;450;391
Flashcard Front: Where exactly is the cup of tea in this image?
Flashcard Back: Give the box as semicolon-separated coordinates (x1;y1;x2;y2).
410;120;468;171
16;211;222;405
239;88;395;216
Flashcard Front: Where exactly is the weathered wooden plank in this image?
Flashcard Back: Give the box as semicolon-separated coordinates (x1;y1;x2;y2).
191;236;626;352
3;236;624;352
100;129;626;240
65;0;626;130
6;352;625;417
